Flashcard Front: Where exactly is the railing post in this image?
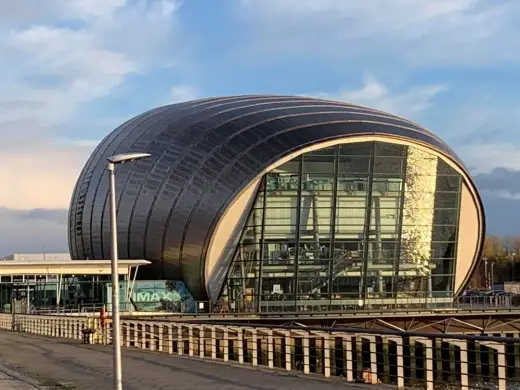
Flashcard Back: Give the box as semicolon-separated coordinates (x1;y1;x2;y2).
177;325;183;355
480;341;507;390
303;332;310;375
285;333;292;371
444;339;468;390
414;337;434;390
267;330;274;369
251;329;258;366
140;322;147;349
168;324;173;354
223;328;229;362
388;337;405;389
104;321;110;345
237;328;244;363
199;326;205;358
211;327;216;359
360;335;378;385
323;333;331;378
150;324;156;352
188;325;194;356
125;322;131;348
344;335;354;382
158;324;164;352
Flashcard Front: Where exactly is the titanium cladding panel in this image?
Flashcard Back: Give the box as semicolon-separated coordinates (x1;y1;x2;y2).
67;95;484;300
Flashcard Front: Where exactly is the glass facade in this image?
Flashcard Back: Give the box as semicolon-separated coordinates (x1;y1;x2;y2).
218;141;462;313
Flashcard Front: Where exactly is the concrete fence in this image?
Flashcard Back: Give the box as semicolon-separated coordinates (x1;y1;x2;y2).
1;313;519;390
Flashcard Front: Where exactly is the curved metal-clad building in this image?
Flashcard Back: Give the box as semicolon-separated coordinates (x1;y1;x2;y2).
68;95;484;309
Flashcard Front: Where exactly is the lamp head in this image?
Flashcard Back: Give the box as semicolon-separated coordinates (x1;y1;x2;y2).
107;153;151;165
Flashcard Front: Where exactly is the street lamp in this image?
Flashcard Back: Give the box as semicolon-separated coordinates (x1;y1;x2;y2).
107;152;151;390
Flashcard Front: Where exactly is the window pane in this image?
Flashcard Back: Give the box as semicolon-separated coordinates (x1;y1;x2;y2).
339;142;374;156
436;175;461;192
375;143;407;157
374;157;405;175
338;156;371;173
337;175;369;191
435;192;460;209
302;154;335;173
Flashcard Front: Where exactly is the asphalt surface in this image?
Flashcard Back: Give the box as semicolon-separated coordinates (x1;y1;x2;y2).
0;331;355;390
0;363;41;389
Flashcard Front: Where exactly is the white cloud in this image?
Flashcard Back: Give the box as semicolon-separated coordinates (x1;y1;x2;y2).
0;208;68;256
457;143;520;175
312;74;446;119
170;84;199;103
236;0;520;66
0;0;181;210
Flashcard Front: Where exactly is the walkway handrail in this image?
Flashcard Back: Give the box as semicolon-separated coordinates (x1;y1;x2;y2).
0;313;519;390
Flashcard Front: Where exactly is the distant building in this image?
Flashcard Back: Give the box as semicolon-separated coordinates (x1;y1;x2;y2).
1;253;71;261
68;95;485;313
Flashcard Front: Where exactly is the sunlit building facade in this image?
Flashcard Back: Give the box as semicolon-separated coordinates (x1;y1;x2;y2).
221;141;469;312
68;95;485;313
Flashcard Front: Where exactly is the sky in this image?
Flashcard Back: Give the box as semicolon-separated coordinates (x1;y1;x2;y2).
1;0;520;255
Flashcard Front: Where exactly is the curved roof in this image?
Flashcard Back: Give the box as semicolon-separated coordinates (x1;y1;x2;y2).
68;95;483;299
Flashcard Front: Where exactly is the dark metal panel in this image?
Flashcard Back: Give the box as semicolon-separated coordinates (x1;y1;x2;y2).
67;95;483;301
144;101;350;275
80;106;173;259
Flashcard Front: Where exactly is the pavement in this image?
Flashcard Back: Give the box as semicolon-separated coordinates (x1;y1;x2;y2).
0;331;355;390
0;364;42;390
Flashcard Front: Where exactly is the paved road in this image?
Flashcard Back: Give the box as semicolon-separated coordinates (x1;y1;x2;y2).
0;331;354;390
0;363;41;390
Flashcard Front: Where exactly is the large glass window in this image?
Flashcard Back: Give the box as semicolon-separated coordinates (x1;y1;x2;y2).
219;141;463;313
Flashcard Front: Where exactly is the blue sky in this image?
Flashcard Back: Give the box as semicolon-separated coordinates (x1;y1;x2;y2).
1;0;520;254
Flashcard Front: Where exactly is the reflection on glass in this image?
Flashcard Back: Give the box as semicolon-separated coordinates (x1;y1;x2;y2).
218;141;463;313
400;147;438;296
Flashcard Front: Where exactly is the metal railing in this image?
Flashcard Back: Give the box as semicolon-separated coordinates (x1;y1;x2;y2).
3;294;519;319
1;313;519;389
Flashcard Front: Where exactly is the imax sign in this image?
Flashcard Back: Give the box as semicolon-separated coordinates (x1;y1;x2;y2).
134;291;181;302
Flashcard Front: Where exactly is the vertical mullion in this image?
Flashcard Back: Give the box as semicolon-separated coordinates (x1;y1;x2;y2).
360;142;376;301
294;156;304;310
393;147;408;298
256;177;267;313
328;146;340;309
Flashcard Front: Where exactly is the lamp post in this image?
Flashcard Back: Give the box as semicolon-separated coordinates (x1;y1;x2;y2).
483;256;488;290
107;152;151;390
